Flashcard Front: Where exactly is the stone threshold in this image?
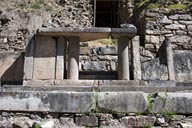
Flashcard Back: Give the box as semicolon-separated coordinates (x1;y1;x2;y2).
1;89;192;114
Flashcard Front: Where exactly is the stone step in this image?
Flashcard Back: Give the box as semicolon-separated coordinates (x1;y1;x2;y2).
1;89;192;114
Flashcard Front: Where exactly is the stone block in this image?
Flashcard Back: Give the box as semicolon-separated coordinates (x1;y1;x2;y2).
75;115;98;127
0;90;94;113
151;93;192;114
82;61;108;71
165;24;186;30
188;25;192;31
98;92;147;113
98;46;117;55
170;35;191;44
145;35;160;44
33;36;56;80
159;16;172;25
120;116;156;127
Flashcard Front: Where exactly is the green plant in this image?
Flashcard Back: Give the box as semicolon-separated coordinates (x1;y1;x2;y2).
168;4;187;10
31;0;44;9
147;94;153;112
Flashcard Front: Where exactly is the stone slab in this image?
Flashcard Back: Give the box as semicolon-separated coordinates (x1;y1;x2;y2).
33;36;56;80
98;92;147;113
37;27;137;41
75;115;99;127
151;93;192;114
0;90;94;113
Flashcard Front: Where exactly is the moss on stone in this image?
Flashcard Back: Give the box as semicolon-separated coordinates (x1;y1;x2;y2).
168;4;188;10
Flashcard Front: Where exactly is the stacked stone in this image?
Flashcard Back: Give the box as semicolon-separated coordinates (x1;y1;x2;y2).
80;45;118;71
49;0;93;28
145;9;192;51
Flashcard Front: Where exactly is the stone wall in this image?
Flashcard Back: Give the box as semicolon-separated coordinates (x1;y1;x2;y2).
0;112;192;128
145;9;192;52
0;0;93;52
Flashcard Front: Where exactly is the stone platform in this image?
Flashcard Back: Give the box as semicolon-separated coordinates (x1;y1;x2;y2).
1;81;192;114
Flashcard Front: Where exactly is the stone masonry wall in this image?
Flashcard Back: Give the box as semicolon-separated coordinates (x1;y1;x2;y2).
145;9;192;52
0;0;93;52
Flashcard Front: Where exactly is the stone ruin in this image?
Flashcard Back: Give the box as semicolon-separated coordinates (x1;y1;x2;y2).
0;0;192;127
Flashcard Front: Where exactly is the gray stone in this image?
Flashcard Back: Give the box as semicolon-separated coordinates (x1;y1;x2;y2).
120;116;156;127
0;91;94;113
98;92;147;113
67;36;80;80
75;115;98;127
56;37;66;80
118;36;130;80
33;36;56;80
188;25;192;31
98;46;117;55
176;30;187;35
131;36;141;80
165;24;186;30
145;29;161;35
173;51;192;82
169;14;179;20
178;14;192;20
142;58;168;81
24;36;35;80
179;21;192;25
145;35;160;44
152;93;192;114
159;16;172;25
82;61;108;71
170;35;191;43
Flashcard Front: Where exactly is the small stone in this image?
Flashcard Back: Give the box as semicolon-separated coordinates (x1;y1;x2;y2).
145;35;160;44
165;24;186;30
159;16;172;25
75;115;98;127
40;120;54;128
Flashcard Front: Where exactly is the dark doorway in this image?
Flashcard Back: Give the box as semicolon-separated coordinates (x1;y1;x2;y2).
95;0;119;27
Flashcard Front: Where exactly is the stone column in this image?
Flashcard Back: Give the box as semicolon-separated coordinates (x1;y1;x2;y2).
24;36;35;80
165;38;175;81
67;36;80;80
118;36;130;80
131;36;141;80
56;37;66;80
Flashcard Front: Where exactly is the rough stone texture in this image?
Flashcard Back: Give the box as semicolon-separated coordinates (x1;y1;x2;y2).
142;58;168;81
0;91;94;113
75;115;99;127
33;36;56;80
98;92;147;113
173;50;192;82
0;52;24;83
152;93;192;114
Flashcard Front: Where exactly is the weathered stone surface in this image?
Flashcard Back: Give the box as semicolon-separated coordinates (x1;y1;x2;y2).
0;52;24;82
82;61;108;71
178;14;192;20
173;51;192;82
142;58;168;81
75;115;98;127
98;92;147;113
33;36;56;80
120;116;156;127
188;25;192;31
165;24;186;30
159;16;172;25
145;35;160;44
98;46;117;55
152;93;192;114
0;91;94;113
170;35;191;43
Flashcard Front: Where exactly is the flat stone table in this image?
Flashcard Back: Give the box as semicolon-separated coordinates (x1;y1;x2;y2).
24;27;137;84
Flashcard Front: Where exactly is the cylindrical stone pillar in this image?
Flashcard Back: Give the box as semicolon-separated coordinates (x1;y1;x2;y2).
118;36;130;80
67;36;80;80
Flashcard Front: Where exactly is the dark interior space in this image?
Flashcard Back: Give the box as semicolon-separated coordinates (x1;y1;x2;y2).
95;0;119;27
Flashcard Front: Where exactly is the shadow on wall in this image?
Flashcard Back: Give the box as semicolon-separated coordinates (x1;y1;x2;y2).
0;52;24;85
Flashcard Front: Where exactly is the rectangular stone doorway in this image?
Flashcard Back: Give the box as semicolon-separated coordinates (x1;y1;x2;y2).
95;0;119;27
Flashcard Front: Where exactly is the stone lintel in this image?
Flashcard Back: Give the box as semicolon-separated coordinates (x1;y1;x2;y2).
37;27;137;42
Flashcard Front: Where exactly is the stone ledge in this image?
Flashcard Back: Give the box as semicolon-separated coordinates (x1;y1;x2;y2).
0;91;94;113
1;89;192;114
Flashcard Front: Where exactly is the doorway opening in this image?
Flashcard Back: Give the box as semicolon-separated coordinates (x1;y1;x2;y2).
95;0;119;27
